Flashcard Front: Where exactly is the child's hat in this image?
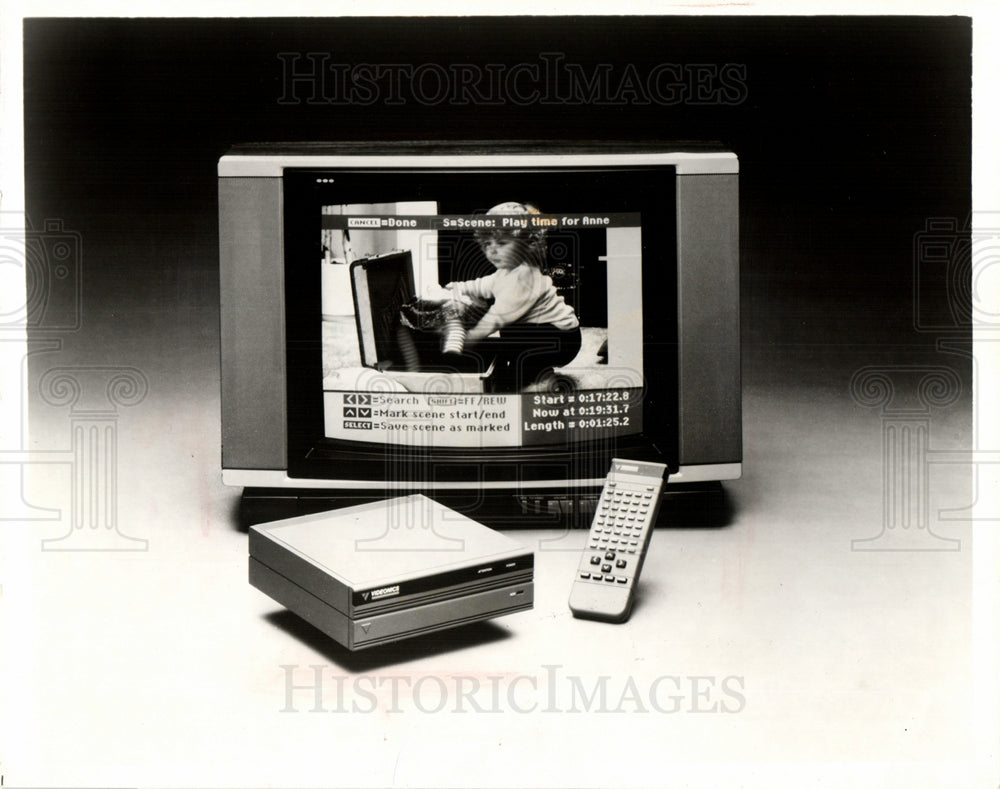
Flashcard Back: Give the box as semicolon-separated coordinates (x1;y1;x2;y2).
481;202;548;244
486;201;541;216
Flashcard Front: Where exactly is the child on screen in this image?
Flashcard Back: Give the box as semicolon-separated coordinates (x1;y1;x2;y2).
445;201;582;392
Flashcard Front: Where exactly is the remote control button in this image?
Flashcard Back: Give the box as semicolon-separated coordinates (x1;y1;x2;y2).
605;575;616;582
590;556;601;565
601;563;612;573
579;572;591;579
617;577;628;584
616;559;627;568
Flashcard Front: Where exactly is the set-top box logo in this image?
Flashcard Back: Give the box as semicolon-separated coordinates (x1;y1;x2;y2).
363;584;401;601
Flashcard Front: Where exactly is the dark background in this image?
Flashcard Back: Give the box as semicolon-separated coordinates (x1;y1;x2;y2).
22;15;973;419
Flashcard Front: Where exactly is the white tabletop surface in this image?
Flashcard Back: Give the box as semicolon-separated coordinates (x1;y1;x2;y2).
2;342;992;789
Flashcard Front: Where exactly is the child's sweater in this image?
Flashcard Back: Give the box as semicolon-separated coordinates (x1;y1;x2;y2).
452;263;579;330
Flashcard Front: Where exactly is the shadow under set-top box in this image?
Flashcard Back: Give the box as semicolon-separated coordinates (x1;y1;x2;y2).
249;495;534;650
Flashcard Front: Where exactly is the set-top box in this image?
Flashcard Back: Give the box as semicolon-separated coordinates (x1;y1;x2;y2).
249;495;534;650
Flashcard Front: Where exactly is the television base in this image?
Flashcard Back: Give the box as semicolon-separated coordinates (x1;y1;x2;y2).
237;482;730;531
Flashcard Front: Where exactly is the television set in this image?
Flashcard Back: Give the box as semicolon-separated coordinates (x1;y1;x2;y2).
218;141;740;526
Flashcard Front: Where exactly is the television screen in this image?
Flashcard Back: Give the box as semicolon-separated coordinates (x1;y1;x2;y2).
283;166;678;483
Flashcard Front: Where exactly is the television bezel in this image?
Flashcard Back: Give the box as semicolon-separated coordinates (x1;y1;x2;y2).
282;162;681;486
217;143;741;493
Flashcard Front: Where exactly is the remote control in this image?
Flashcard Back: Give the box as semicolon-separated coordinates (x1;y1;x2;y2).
568;459;669;622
